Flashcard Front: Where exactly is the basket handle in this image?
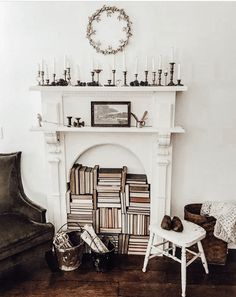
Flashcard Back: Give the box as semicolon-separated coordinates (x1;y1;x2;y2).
56;222;83;235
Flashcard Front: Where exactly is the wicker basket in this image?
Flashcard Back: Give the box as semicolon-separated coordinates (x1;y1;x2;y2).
184;203;228;265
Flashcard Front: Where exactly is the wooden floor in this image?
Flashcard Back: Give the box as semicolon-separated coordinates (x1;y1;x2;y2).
0;251;236;297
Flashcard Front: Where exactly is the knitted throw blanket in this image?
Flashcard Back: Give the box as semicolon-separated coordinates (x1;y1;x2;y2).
201;201;236;243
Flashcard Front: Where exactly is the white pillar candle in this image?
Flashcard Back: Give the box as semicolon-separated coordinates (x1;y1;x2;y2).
76;64;80;80
152;57;155;72
170;47;174;63
64;55;67;70
41;58;44;71
53;58;56;74
46;64;49;79
112;55;116;70
135;57;138;74
158;55;162;69
123;51;127;71
177;63;181;80
145;56;148;71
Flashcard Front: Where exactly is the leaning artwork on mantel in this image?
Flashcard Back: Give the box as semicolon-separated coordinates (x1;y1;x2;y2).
91;101;131;127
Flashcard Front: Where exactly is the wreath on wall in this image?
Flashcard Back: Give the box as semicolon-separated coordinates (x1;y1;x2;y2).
86;5;132;55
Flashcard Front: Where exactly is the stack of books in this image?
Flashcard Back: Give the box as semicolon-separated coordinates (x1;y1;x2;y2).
127;235;149;255
67;194;94;229
118;234;130;254
99;207;122;234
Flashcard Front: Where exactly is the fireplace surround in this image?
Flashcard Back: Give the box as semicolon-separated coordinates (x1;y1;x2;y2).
30;85;187;233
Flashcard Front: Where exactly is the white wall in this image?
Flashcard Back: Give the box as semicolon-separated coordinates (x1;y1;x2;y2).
1;1;236;216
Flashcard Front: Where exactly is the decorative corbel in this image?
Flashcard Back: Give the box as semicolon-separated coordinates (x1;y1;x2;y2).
158;132;171;156
45;132;61;154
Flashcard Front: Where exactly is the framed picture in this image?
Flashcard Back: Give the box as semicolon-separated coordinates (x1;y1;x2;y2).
91;101;131;127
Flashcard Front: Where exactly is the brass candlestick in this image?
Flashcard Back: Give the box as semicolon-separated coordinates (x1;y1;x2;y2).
152;72;157;86
168;62;176;86
157;69;163;86
91;71;95;83
112;69;116;86
94;69;102;86
123;71;128;86
40;71;45;86
177;79;184;86
66;67;71;85
164;71;168;86
144;70;148;85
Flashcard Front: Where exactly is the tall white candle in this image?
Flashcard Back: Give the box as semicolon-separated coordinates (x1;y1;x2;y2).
145;56;148;71
152;57;155;72
64;55;67;70
177;63;181;80
170;47;174;63
53;58;56;74
41;58;44;71
66;57;70;68
158;55;162;69
76;64;80;80
108;65;112;80
123;51;127;71
46;64;49;79
135;57;138;74
38;63;41;72
91;58;95;71
112;55;116;70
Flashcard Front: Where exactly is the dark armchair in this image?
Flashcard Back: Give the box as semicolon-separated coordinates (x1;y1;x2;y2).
0;152;54;272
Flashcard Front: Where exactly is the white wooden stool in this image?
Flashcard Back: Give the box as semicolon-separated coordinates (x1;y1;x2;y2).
142;219;209;297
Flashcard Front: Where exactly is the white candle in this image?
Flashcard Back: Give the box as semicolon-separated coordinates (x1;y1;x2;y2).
76;64;80;80
91;58;95;71
177;63;181;80
38;63;41;72
112;55;116;70
123;51;127;71
145;56;148;71
135;57;138;74
41;58;44;71
158;55;162;70
108;65;112;80
152;57;155;72
164;68;168;74
170;47;174;63
46;64;49;79
66;57;70;68
53;58;56;74
64;55;67;70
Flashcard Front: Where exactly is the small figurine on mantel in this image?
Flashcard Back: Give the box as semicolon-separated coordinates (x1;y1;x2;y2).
131;111;148;128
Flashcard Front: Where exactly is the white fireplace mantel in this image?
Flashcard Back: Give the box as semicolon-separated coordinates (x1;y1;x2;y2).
30;85;187;230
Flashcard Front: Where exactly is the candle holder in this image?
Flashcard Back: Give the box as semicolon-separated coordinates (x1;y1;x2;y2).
91;71;95;83
36;71;41;86
157;69;163;86
66;67;71;85
67;116;73;127
74;117;85;127
164;71;168;86
168;62;176;86
144;71;149;86
112;69;116;86
94;69;102;86
152;72;157;86
123;71;128;86
52;73;56;84
177;79;184;86
64;69;67;81
46;79;50;85
40;71;45;86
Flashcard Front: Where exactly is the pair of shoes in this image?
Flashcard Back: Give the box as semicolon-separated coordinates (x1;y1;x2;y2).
161;215;183;232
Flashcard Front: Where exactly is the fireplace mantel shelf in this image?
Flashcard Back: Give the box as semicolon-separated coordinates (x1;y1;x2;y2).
30;125;185;134
30;85;187;93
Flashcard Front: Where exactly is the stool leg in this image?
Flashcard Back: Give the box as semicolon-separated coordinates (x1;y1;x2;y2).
142;232;154;272
181;247;186;297
197;241;209;274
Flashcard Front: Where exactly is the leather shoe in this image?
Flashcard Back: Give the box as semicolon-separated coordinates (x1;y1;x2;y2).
161;215;172;230
172;216;183;232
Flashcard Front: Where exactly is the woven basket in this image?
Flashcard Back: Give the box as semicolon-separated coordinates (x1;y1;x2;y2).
184;203;228;265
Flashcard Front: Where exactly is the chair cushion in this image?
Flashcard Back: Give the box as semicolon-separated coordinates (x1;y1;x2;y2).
0;213;54;261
